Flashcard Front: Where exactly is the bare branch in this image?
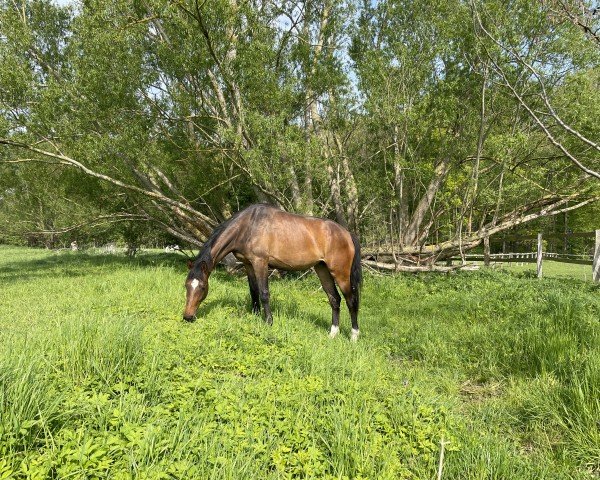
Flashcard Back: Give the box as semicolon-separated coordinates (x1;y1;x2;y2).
471;2;600;180
0;139;216;236
26;213;150;235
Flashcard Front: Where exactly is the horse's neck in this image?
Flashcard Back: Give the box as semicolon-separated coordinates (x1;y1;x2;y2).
209;226;236;267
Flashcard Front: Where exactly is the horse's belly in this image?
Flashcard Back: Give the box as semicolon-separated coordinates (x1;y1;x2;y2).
265;237;324;270
268;257;318;271
234;252;316;271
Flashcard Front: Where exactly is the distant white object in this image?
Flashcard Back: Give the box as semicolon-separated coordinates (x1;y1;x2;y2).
165;244;181;253
103;243;116;254
70;241;78;251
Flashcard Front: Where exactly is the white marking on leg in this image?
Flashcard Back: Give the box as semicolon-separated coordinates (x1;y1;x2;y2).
190;279;199;290
350;328;360;342
329;325;339;338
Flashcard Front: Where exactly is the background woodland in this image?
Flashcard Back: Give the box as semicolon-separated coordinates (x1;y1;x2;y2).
1;0;599;263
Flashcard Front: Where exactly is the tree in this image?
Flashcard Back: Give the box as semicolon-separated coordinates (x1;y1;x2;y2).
1;0;598;265
349;0;598;262
471;0;600;180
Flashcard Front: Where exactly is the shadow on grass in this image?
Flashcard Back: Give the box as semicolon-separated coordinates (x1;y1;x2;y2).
201;289;330;333
273;296;331;332
198;296;244;317
1;249;332;331
0;250;188;284
205;271;331;332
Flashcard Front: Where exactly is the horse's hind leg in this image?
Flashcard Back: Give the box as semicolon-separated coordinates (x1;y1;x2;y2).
336;274;360;342
252;259;273;325
244;264;261;315
314;262;341;338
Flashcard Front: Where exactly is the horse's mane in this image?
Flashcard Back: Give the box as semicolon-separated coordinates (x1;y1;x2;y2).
194;205;262;268
195;219;233;268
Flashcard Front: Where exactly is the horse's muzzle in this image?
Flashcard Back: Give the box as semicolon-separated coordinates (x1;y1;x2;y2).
183;315;197;322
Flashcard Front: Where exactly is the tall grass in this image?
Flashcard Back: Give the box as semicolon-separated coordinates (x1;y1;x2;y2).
0;349;63;455
49;315;145;386
0;246;598;478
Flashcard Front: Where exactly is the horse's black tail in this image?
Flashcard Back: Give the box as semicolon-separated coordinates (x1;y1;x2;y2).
350;234;362;311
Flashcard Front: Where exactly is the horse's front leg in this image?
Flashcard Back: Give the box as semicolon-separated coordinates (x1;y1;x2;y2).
244;263;261;315
252;259;273;325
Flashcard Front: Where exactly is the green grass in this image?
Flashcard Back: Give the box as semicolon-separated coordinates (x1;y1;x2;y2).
0;246;599;479
496;260;595;282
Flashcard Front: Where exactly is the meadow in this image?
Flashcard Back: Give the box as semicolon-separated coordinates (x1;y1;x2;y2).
0;246;598;479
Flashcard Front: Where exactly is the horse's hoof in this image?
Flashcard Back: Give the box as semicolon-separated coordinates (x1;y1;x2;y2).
350;328;360;342
265;317;273;326
183;315;197;322
329;325;339;338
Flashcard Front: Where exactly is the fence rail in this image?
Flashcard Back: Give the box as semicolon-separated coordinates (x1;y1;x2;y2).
452;229;599;282
500;231;595;241
458;252;593;266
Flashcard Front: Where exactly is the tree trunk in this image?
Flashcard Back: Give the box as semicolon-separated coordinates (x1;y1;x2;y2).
403;158;451;246
467;65;487;234
393;124;409;244
289;163;302;211
326;162;348;227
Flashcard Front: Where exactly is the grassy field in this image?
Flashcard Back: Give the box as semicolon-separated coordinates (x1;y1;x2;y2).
495;260;596;282
0;246;599;479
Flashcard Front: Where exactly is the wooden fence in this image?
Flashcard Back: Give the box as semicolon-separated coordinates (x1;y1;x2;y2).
455;229;600;282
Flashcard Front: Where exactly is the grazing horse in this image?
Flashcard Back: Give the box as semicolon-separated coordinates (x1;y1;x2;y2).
183;204;362;340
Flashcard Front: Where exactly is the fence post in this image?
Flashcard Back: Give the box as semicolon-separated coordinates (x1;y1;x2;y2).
484;235;490;267
537;233;543;279
593;229;600;283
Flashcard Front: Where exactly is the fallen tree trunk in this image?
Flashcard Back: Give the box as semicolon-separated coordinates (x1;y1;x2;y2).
362;259;480;273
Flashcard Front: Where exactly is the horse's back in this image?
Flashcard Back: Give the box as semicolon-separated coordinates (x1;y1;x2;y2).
238;204;354;271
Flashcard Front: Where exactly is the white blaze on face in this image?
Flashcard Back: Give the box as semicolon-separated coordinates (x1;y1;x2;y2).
190;279;200;290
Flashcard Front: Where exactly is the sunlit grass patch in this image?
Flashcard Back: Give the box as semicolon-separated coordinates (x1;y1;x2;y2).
0;246;598;478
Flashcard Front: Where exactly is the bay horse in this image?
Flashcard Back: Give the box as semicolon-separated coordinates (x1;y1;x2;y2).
183;204;362;340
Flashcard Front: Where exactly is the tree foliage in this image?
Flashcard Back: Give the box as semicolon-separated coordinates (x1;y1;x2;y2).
1;0;598;260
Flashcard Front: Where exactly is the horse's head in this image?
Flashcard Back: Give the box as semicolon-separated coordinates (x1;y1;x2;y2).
183;260;209;321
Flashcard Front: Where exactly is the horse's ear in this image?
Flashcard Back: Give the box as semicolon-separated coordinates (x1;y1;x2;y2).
187;260;193;270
